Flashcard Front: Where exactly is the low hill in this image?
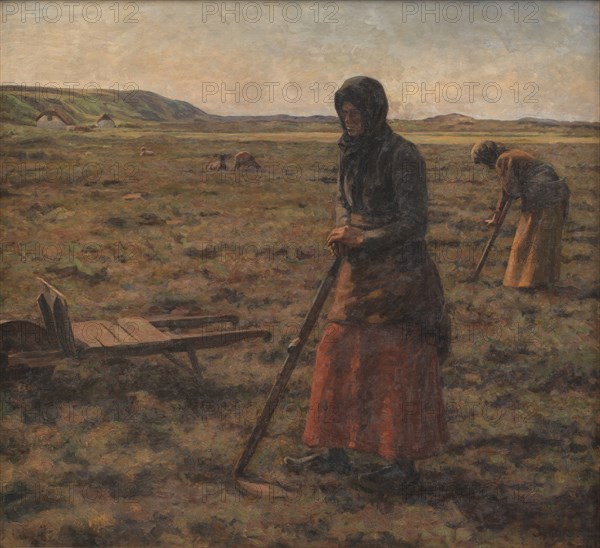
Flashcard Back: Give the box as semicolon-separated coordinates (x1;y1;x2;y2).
1;87;598;134
0;86;212;126
517;116;561;126
423;113;476;124
215;114;337;123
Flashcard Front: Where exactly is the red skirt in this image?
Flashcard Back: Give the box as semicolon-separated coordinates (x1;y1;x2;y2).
303;322;449;461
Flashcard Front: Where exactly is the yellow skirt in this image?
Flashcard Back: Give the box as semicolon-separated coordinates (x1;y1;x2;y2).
504;202;566;288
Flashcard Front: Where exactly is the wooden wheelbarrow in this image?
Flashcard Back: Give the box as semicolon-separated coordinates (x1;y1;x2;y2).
0;278;271;376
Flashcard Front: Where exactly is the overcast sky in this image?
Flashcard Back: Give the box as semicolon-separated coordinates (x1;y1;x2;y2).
2;1;598;120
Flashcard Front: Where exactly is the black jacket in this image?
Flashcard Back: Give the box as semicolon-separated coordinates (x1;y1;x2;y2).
328;76;450;358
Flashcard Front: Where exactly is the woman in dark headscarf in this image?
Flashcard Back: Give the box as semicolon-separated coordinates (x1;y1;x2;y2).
471;140;570;288
284;76;450;492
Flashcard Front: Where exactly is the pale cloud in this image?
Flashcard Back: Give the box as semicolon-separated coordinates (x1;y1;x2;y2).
1;0;598;120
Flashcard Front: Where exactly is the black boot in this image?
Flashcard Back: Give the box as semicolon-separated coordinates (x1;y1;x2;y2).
356;459;420;493
284;448;351;475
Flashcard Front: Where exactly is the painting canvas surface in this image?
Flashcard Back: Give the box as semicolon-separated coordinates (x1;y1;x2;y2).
1;1;598;545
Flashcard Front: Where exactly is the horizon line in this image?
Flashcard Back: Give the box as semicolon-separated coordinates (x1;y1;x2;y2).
2;85;598;125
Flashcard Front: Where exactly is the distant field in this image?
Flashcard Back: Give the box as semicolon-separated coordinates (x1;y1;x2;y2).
196;131;599;144
0;123;598;546
87;130;600;145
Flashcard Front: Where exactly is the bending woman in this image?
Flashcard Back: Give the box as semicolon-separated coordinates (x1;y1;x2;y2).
471;141;570;289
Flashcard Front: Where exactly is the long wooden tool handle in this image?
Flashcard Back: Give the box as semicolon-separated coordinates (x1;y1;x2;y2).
233;257;342;478
469;197;514;281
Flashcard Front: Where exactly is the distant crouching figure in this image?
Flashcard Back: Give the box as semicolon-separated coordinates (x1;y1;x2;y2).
208;154;227;171
234;151;261;171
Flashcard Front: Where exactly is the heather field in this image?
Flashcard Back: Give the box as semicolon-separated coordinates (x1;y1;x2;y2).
0;123;598;546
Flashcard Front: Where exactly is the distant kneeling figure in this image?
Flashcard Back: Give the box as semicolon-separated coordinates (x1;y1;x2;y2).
208;154;227;171
234;151;261;171
472;140;570;289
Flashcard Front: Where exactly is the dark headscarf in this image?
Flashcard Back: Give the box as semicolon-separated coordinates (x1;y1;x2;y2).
334;76;393;208
335;76;392;144
471;140;509;167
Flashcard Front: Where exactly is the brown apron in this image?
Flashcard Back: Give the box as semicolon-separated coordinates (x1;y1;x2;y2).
327;213;451;359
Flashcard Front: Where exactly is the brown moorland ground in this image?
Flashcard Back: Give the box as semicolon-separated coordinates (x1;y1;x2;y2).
0;123;598;546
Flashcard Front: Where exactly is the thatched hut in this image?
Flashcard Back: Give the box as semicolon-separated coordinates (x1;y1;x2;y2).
35;109;74;129
96;113;116;129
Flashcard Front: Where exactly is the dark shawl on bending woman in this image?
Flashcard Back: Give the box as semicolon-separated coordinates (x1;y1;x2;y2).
330;76;451;360
472;140;570;218
470;140;509;167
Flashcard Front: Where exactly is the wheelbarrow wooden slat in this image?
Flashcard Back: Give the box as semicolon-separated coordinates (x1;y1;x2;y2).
72;320;136;348
148;315;239;329
77;329;272;357
4;350;76;369
116;317;171;343
1;278;272;378
0;320;63;371
98;320;140;344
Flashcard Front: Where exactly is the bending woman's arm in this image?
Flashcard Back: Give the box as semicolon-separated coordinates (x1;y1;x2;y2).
487;154;520;223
